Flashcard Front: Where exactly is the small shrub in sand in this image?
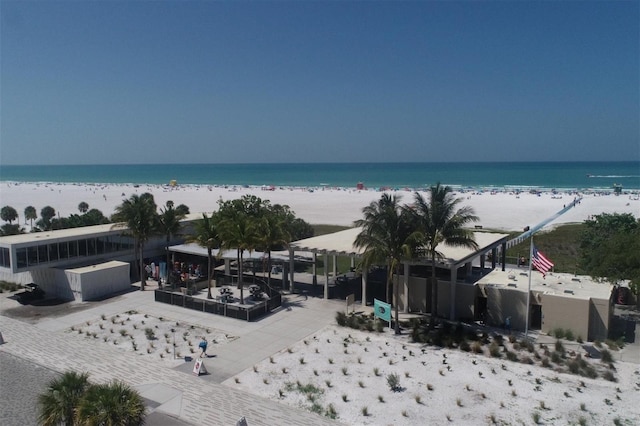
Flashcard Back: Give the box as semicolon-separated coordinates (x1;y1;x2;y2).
386;373;401;392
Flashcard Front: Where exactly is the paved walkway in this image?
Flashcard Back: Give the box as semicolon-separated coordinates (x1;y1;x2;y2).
0;285;344;426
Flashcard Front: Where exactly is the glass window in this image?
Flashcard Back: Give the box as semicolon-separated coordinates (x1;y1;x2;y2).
68;240;78;258
78;239;87;256
87;238;96;256
0;247;10;268
38;245;48;263
27;246;38;266
58;242;69;259
96;237;105;255
48;244;59;262
17;248;27;268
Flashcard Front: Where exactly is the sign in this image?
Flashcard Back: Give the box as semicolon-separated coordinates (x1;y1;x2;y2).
192;357;207;376
346;294;355;313
374;298;391;322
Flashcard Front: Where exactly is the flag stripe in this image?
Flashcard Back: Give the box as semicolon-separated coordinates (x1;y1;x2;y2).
532;246;554;275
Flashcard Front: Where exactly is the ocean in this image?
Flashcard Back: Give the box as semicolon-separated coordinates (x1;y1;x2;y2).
1;162;639;191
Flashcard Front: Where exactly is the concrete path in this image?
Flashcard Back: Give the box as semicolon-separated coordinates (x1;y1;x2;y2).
0;286;344;426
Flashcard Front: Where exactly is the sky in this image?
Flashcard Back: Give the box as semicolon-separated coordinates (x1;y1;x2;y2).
0;1;638;165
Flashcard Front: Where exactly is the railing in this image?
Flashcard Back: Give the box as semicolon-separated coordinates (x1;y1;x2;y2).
154;287;282;321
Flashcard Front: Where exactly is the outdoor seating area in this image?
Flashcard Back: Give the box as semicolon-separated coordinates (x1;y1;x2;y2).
154;280;282;322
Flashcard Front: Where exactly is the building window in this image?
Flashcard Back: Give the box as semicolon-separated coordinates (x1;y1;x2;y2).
17;248;27;268
79;239;87;257
68;240;78;258
27;246;38;266
48;244;59;262
87;239;96;256
58;242;69;260
0;247;10;268
38;245;48;263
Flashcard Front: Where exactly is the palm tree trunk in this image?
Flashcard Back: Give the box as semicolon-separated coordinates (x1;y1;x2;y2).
238;250;244;304
430;252;437;327
267;251;272;287
207;248;213;299
165;235;171;287
394;265;400;335
139;243;146;291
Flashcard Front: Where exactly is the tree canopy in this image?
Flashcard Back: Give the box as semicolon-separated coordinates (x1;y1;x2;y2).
580;213;640;297
1;205;18;224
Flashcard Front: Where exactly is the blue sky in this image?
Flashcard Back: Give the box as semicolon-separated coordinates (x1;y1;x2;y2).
1;1;638;165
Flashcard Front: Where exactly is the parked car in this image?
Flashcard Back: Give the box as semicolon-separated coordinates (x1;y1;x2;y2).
16;283;45;304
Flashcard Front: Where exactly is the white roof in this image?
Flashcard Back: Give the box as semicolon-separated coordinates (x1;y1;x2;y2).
168;243;291;262
66;260;129;274
476;269;613;301
290;227;509;266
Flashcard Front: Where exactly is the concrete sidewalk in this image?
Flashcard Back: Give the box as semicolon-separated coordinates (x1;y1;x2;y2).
0;286;343;425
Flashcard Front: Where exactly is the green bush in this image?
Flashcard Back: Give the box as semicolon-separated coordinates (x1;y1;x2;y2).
601;349;614;363
489;342;501;358
386;373;401;392
335;312;347;326
564;329;575;341
552;328;565;339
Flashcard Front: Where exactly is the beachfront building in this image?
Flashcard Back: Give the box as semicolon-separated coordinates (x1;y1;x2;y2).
288;227;615;341
0;215;199;301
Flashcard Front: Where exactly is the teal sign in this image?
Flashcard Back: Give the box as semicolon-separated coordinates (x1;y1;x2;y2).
374;299;391;322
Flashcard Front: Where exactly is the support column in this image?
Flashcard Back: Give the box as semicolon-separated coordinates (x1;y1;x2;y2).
312;252;317;286
491;248;497;269
449;267;458;320
224;259;231;276
332;255;338;277
361;269;367;306
403;263;409;313
501;242;507;271
289;248;295;293
324;252;329;299
480;254;485;269
350;257;355;270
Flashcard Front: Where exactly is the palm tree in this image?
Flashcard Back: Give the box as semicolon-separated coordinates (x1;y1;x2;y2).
1;205;18;224
112;193;158;291
219;213;258;304
354;194;419;334
187;213;221;299
158;200;188;284
412;184;479;325
24;205;37;227
255;211;290;287
76;380;145;426
78;201;89;213
38;371;90;426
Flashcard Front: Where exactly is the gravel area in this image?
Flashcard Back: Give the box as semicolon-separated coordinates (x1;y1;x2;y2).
0;352;62;426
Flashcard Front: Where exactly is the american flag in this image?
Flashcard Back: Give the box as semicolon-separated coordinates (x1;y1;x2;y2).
532;245;554;276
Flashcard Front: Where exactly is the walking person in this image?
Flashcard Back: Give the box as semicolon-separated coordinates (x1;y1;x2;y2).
199;337;208;357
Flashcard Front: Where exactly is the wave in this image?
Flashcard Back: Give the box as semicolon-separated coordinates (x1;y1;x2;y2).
587;175;640;178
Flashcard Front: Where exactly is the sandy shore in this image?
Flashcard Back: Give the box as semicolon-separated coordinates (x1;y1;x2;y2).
2;181;638;232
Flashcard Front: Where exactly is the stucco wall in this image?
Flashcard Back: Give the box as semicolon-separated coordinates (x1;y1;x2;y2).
65;262;131;301
541;294;590;340
485;286;528;330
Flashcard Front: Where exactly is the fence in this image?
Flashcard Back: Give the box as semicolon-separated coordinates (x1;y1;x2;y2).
154;287;282;321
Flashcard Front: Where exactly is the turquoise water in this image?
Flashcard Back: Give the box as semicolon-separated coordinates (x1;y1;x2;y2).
1;162;639;190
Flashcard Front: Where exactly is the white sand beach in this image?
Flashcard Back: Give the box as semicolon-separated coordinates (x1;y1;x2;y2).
2;181;639;231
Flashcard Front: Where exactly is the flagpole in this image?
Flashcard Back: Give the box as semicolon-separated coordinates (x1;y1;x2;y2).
525;235;534;338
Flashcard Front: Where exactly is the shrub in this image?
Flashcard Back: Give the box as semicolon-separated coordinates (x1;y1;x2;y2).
552;328;565;338
471;341;484;354
554;339;565;353
506;351;518;362
336;311;347;326
564;329;575;341
601;349;614;363
378;395;384;403
489;343;501;358
144;328;155;340
361;406;369;416
386;373;401;391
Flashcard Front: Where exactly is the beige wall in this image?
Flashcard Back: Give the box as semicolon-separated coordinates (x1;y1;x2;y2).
407;276;427;313
485;286;528;330
454;283;477;321
541;294;590;340
588;298;610;341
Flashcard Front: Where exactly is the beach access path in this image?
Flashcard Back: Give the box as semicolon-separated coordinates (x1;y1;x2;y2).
0;282;344;426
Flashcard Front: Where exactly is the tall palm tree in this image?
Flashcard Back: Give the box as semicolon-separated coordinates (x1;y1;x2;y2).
412;184;479;325
76;380;145;426
112;193;158;291
187;213;221;299
255;212;290;287
354;194;419;334
24;205;37;227
38;371;90;426
158;200;187;283
78;201;89;213
219;213;258;304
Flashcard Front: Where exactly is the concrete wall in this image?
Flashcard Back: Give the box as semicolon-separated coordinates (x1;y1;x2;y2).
588;298;610;341
485;286;528;330
407;276;427;313
541;294;590;340
454;283;477;321
65;262;130;301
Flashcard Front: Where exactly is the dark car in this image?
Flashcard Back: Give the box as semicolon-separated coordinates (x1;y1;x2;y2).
16;283;45;304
